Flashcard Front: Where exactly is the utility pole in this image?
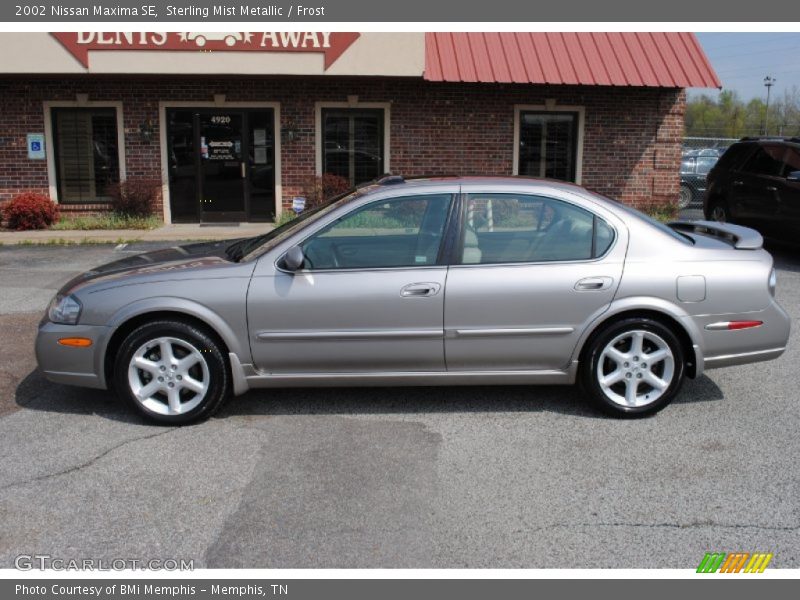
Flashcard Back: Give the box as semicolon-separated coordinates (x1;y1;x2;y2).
763;75;776;135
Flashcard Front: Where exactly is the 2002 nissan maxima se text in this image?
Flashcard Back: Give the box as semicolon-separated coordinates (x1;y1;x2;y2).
36;177;791;424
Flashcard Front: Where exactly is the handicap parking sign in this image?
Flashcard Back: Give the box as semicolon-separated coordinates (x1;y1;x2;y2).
27;133;45;160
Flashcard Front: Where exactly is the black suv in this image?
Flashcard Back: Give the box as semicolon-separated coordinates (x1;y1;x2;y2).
705;137;800;241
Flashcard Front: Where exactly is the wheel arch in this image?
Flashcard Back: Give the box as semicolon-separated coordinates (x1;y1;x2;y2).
102;299;244;387
574;302;701;379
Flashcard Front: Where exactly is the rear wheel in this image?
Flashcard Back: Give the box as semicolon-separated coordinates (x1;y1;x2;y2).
580;318;685;418
114;320;229;424
678;184;693;209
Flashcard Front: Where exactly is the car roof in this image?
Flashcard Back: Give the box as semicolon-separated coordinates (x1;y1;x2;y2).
368;174;588;193
358;174;626;212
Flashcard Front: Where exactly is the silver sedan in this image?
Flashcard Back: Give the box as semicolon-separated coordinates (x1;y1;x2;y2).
36;177;791;423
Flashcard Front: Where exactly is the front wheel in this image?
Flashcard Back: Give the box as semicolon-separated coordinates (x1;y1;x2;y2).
114;320;229;424
708;199;731;223
580;318;685;418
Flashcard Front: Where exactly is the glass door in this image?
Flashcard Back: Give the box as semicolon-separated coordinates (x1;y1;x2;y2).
199;111;246;221
166;108;276;223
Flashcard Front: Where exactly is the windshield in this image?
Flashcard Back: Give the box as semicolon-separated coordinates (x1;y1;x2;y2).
225;188;367;262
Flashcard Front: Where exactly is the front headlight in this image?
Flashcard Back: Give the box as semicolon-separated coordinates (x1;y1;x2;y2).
48;294;82;325
768;268;777;298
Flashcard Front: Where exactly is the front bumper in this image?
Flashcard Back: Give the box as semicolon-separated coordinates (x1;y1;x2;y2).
35;321;111;389
688;299;791;374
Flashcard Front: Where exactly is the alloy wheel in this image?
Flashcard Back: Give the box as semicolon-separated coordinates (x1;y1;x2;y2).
127;336;210;416
710;204;727;223
596;329;675;408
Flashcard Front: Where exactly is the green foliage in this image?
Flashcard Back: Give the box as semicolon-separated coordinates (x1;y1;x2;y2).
274;211;299;227
686;86;800;138
51;213;162;230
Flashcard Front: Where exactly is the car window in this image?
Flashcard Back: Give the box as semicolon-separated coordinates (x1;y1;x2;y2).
781;147;800;178
715;143;754;172
741;145;785;176
300;194;452;270
458;194;607;264
696;157;717;175
680;158;696;174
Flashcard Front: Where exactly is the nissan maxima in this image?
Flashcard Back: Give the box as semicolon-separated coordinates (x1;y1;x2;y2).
36;177;791;423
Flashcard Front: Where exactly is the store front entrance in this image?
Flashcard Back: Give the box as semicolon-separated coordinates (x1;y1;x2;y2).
166;107;276;223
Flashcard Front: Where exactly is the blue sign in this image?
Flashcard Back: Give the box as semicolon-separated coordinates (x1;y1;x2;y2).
27;133;45;160
292;197;306;214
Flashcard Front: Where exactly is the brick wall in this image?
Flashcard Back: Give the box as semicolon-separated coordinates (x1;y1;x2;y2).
0;76;685;219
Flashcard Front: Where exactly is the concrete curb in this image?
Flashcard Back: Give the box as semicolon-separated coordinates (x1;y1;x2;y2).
0;223;273;245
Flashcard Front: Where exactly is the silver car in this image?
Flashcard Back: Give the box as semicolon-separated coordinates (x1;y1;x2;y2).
36;177;791;424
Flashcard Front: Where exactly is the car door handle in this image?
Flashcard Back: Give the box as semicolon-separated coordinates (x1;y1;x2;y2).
574;277;613;291
733;180;744;186
400;282;441;297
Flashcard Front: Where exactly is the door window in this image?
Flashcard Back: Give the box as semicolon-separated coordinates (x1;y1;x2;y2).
51;107;120;203
321;108;385;186
300;194;452;270
780;147;800;177
517;111;579;182
741;145;785;176
459;194;612;264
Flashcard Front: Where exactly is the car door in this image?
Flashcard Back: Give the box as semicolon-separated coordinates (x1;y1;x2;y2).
444;190;624;372
729;144;784;233
777;146;800;238
246;191;455;374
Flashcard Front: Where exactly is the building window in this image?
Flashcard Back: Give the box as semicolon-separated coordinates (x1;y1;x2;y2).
517;111;579;182
321;108;385;186
51;107;120;203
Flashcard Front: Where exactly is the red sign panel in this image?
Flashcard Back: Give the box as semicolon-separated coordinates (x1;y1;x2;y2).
51;32;361;70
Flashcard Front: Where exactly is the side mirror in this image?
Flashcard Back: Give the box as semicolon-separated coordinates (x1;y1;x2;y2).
787;171;800;182
283;246;305;272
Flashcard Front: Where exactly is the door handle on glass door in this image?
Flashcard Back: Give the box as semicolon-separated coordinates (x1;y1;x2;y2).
400;282;441;297
241;162;246;178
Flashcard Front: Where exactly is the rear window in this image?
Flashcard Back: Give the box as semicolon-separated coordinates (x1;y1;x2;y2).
715;143;755;172
608;201;693;245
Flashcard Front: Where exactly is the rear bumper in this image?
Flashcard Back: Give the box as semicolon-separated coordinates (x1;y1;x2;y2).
689;299;791;374
35;321;110;389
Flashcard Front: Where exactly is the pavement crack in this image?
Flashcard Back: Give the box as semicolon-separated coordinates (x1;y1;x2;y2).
0;427;176;491
528;521;799;533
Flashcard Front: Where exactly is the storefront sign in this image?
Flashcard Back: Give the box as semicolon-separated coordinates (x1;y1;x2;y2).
26;133;45;159
51;32;361;69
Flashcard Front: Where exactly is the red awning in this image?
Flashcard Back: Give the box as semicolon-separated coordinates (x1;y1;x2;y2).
425;32;720;88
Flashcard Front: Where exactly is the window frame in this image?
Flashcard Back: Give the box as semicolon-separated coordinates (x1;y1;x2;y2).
513;104;586;184
43;100;126;204
279;192;458;273
451;193;617;267
315;101;391;185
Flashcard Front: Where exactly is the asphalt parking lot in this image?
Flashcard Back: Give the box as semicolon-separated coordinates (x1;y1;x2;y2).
0;237;798;569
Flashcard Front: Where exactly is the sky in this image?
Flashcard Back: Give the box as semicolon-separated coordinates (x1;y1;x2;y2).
690;32;800;101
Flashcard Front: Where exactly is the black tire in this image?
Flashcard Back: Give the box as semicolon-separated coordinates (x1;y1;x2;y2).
113;319;229;425
707;198;732;223
678;184;693;209
580;317;685;418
